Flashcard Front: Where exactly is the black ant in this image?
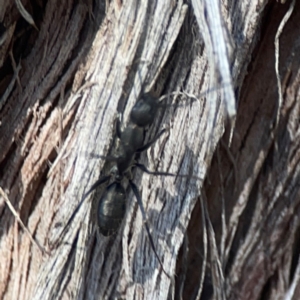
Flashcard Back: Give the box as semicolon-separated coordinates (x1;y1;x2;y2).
93;91;198;237
58;90;205;277
58;96;180;276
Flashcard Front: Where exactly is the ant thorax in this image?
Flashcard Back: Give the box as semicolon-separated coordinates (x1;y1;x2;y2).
119;123;144;152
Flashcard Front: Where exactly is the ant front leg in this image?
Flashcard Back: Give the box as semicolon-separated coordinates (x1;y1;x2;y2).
128;180;171;278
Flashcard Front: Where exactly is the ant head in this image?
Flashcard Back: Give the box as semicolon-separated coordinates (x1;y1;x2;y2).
130;93;159;127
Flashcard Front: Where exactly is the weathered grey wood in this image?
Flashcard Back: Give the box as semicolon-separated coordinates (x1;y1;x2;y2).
183;1;300;300
0;0;299;300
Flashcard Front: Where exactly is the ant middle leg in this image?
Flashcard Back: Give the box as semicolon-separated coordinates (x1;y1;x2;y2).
135;163;178;177
135;163;203;181
136;128;168;152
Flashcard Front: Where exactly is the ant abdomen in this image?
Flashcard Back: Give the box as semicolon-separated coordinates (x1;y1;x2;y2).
97;182;126;236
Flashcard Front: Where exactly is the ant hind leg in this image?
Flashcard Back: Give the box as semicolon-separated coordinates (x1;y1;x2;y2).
53;175;111;248
128;180;171;278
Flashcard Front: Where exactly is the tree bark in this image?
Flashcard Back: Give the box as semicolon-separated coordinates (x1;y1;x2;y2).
0;0;299;300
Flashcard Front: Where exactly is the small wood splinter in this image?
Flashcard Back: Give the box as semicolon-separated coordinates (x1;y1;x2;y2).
0;187;50;255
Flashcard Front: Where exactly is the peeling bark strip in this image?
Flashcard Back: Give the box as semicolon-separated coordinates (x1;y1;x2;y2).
0;0;300;300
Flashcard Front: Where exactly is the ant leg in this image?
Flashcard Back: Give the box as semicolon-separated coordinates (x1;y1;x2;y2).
137;129;167;152
54;175;111;247
82;174;111;199
135;163;177;177
116;115;122;139
135;163;203;181
128;180;171;278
